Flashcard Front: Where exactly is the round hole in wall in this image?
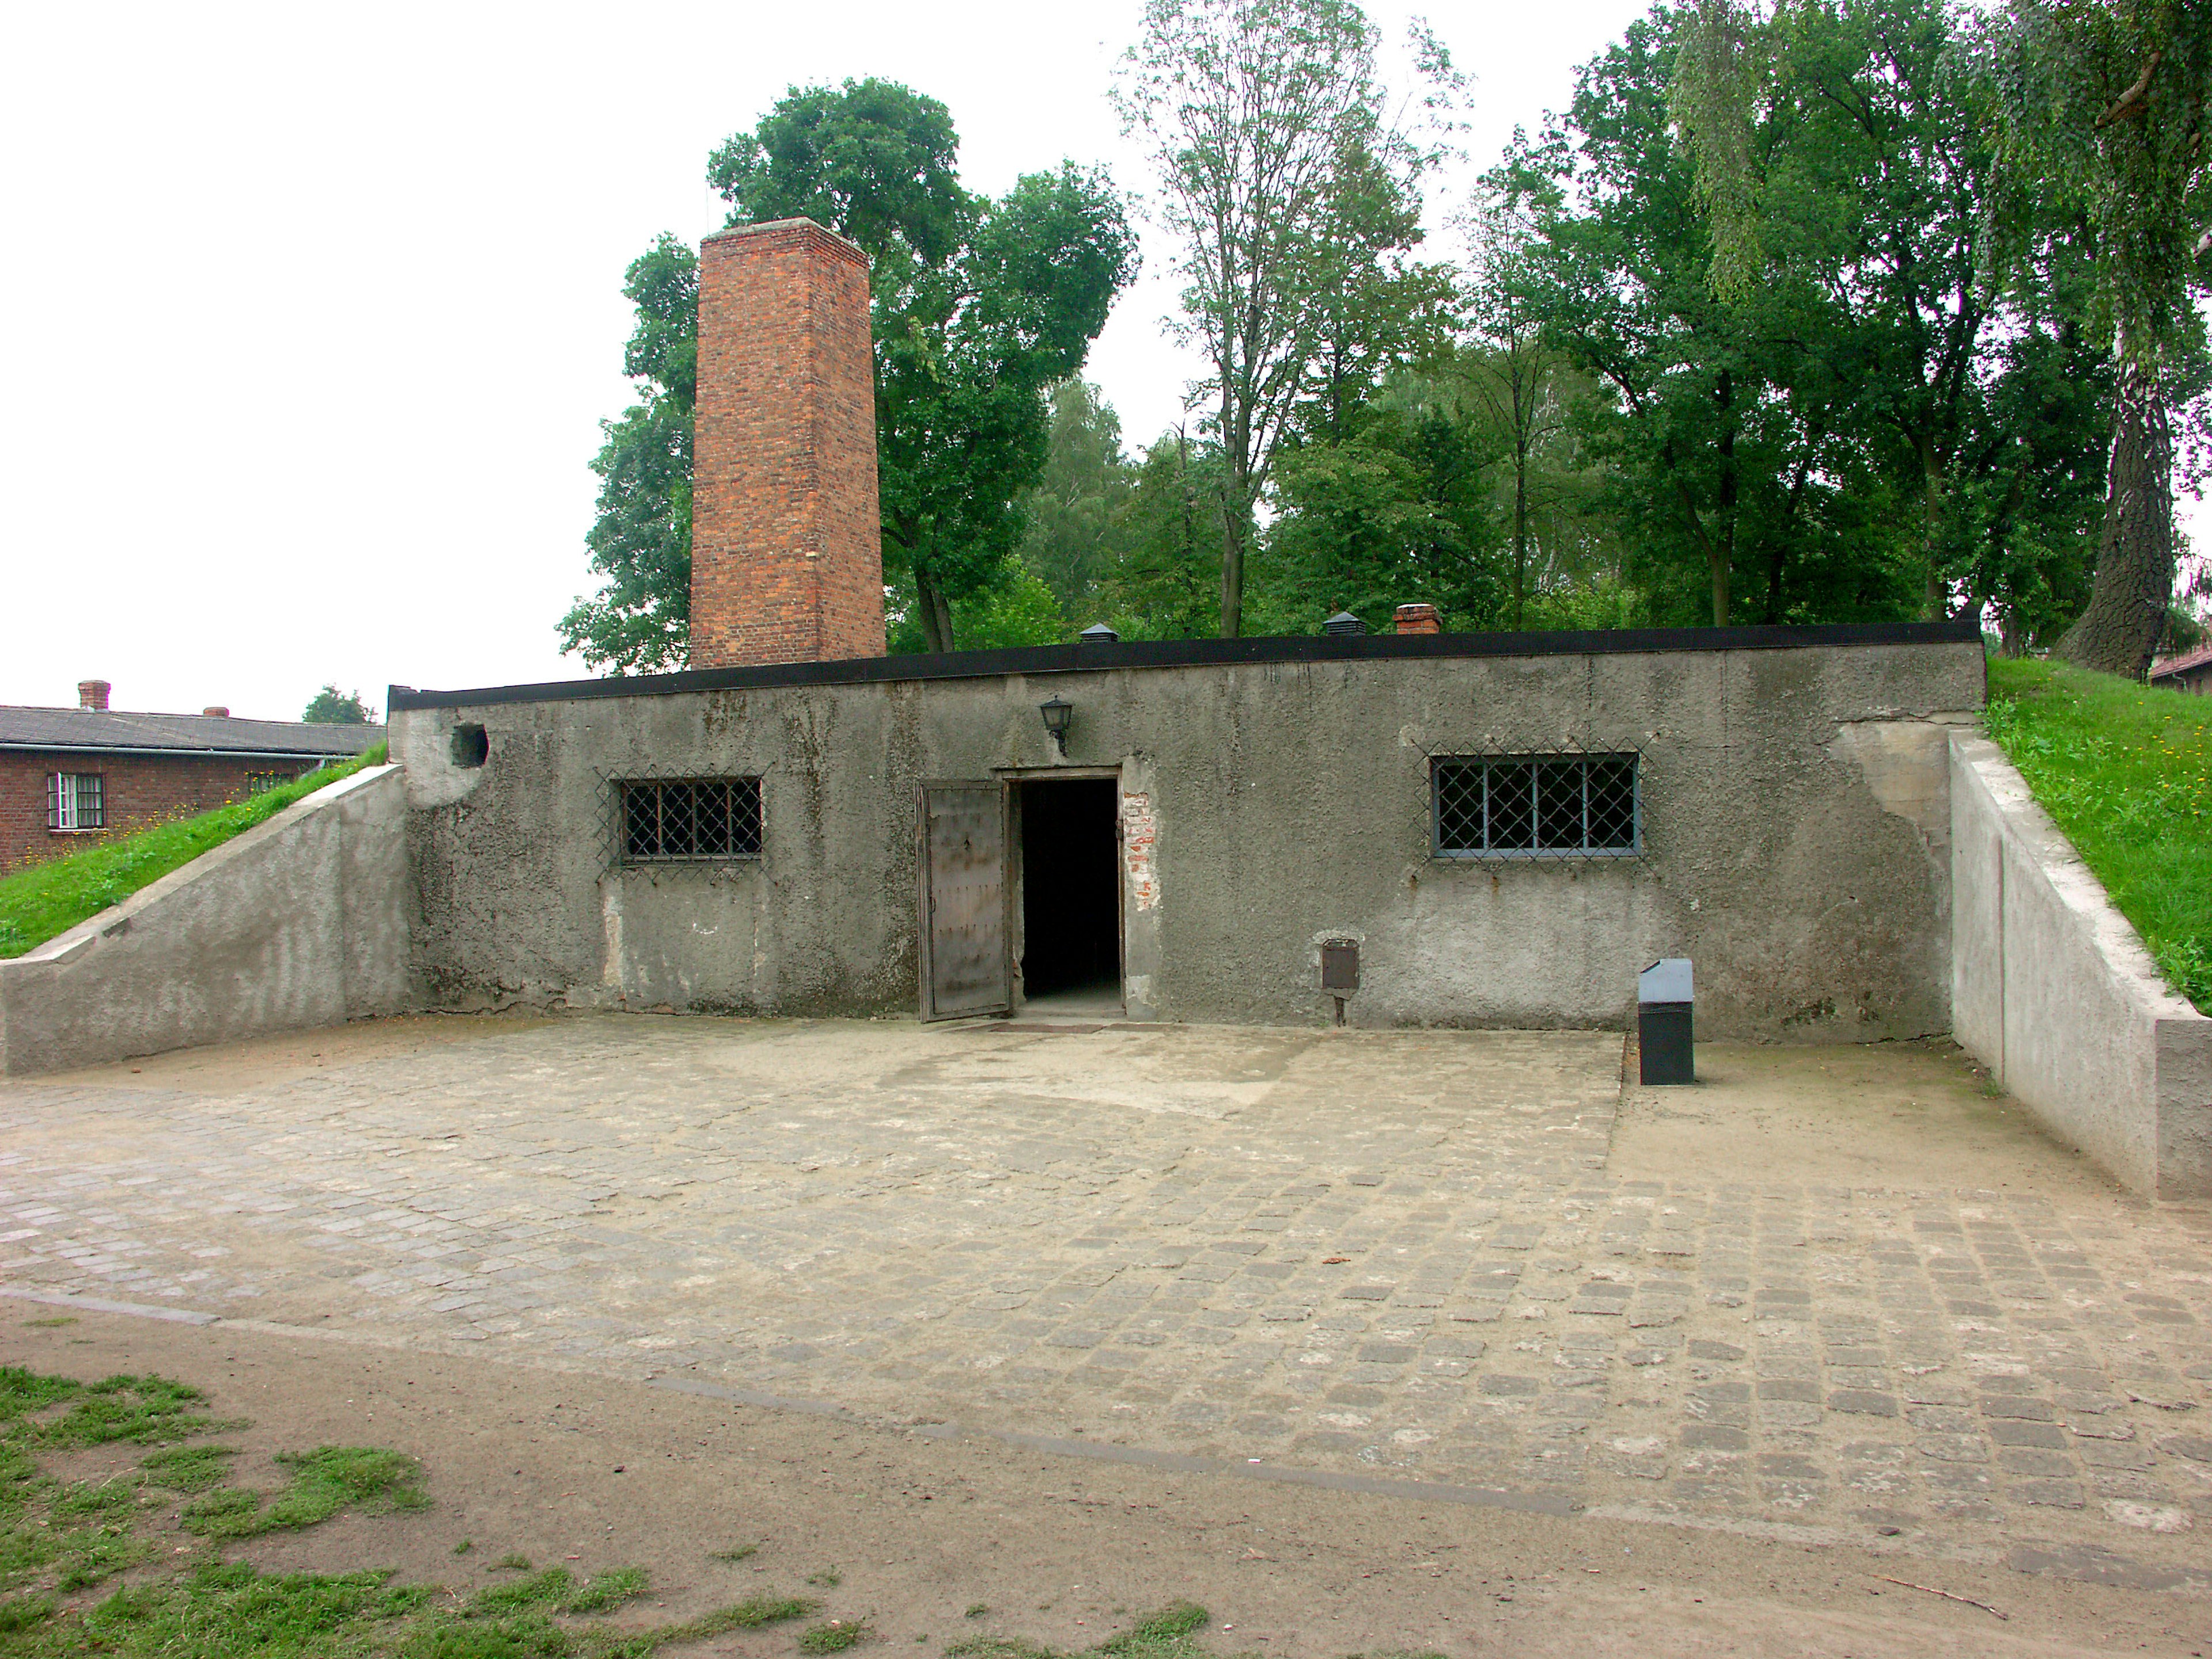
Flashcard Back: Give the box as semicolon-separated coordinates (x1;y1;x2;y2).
450;724;488;768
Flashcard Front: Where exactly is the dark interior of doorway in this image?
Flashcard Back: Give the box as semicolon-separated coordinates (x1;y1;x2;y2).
1018;778;1120;1009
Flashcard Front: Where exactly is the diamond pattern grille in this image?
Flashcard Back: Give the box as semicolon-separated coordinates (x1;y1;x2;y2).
619;778;762;862
1432;755;1639;858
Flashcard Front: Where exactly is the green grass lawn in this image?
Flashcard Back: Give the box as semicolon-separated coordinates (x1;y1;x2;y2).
1984;658;2211;1015
0;744;387;961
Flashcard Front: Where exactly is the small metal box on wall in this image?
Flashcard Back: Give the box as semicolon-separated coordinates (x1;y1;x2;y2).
1638;957;1694;1085
1320;939;1359;1026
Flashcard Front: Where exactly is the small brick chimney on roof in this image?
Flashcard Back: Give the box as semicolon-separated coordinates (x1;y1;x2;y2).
689;218;886;668
78;679;110;711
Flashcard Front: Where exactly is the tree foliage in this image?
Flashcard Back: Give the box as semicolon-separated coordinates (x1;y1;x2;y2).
301;685;375;725
1970;0;2212;674
562;81;1132;668
558;236;698;673
714;79;1137;652
1116;0;1455;636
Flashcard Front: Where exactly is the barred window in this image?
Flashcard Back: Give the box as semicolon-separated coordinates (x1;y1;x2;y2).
47;772;104;831
1433;755;1638;857
619;777;762;862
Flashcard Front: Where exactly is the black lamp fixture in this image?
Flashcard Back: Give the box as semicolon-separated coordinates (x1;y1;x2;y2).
1039;694;1074;757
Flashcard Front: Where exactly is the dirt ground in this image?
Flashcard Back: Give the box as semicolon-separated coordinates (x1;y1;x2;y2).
5;1302;2206;1659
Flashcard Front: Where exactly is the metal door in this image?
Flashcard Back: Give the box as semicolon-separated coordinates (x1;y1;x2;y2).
918;782;1010;1020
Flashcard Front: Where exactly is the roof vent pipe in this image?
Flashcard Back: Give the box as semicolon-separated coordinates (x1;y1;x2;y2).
1323;611;1366;637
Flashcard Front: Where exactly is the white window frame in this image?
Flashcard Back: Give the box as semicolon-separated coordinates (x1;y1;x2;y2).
47;772;105;831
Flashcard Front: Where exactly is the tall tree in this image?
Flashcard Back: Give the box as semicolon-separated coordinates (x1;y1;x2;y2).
1974;0;2212;675
563;81;1134;666
1116;0;1451;637
1016;381;1139;623
558;236;698;672
715;82;1137;652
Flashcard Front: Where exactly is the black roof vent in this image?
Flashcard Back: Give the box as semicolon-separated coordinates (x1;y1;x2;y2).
1080;623;1120;645
1323;611;1366;637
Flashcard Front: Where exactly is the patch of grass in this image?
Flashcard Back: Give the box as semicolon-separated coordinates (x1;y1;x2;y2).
21;1319;75;1330
0;743;388;960
563;1566;651;1614
0;1363;810;1658
181;1445;428;1540
454;1537;474;1555
807;1566;842;1587
1986;658;2212;1013
801;1616;873;1653
967;1603;991;1619
709;1541;757;1562
29;1373;236;1448
493;1552;533;1571
672;1592;818;1633
139;1445;238;1493
946;1604;1217;1659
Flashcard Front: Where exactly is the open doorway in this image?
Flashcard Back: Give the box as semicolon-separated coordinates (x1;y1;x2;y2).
1017;777;1122;1015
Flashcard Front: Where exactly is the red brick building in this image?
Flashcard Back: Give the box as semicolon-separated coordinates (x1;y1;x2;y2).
1;680;383;872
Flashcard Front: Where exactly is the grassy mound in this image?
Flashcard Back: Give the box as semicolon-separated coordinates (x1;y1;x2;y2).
0;744;386;961
1984;658;2211;1014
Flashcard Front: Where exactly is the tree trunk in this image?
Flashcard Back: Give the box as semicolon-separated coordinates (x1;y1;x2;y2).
1218;490;1245;638
1921;437;1948;620
2058;345;2175;677
1713;369;1735;628
915;570;955;654
1512;432;1531;631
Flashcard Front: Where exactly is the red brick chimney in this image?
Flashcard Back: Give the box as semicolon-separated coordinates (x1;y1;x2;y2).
78;679;110;711
690;218;885;668
1393;604;1441;635
202;706;230;717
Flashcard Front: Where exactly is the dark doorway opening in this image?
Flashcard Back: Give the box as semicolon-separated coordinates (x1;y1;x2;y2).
1018;778;1121;1011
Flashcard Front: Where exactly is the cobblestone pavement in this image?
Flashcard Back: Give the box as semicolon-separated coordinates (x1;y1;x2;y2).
3;1015;2209;1592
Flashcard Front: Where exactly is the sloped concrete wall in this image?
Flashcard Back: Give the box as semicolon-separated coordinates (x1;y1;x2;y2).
0;765;412;1076
1950;732;2212;1197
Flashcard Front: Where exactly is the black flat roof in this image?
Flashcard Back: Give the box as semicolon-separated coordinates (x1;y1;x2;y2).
388;618;1983;713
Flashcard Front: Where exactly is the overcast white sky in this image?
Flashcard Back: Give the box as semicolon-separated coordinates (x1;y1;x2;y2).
1;2;2195;720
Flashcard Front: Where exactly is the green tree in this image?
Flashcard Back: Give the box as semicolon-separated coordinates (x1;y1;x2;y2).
301;685;375;725
715;81;1137;652
1116;0;1454;637
1106;429;1226;637
1973;0;2212;675
558;236;698;672
1016;381;1139;625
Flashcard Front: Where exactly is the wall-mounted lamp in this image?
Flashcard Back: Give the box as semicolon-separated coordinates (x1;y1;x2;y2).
1039;695;1074;757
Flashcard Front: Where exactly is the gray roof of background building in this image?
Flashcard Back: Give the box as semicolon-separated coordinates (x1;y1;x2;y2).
0;706;385;757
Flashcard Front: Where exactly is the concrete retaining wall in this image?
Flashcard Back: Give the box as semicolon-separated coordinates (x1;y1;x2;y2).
1950;732;2212;1197
0;765;413;1076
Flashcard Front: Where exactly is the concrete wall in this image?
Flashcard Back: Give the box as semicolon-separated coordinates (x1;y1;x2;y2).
393;640;1982;1040
0;765;414;1076
1950;732;2212;1198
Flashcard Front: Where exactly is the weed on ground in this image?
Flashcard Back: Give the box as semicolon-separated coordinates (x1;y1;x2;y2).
1986;657;2212;1012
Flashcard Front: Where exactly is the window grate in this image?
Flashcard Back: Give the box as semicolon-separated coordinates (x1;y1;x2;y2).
1431;754;1639;858
617;777;762;862
46;772;104;831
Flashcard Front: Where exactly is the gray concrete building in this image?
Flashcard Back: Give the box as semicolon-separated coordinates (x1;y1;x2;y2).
388;621;1984;1039
384;219;1987;1041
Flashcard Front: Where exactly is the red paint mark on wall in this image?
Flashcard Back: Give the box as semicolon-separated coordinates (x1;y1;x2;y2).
1122;791;1158;912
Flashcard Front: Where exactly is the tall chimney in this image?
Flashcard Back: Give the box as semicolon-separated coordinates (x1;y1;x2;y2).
690;218;885;668
78;679;110;711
